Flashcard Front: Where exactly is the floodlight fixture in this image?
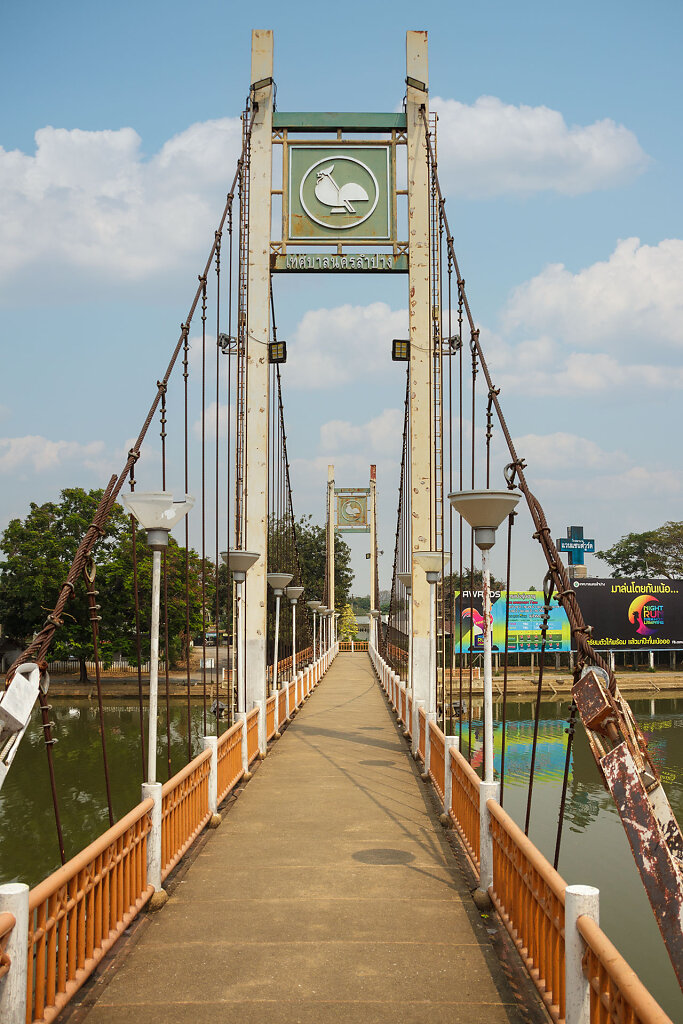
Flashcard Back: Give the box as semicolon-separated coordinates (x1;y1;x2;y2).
392;339;410;362
268;340;287;364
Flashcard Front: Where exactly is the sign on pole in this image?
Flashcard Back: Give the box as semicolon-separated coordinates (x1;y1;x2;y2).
572;578;683;651
335;488;370;533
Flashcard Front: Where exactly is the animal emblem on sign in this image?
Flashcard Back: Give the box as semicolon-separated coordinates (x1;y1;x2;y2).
314;165;369;214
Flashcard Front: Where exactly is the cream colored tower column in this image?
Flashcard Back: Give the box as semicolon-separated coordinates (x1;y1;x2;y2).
327;465;335;619
245;30;274;733
406;31;434;714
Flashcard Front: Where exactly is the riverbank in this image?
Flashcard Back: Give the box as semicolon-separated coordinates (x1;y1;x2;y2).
43;666;683;699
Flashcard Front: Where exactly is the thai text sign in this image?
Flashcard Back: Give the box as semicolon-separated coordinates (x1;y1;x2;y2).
572;578;683;650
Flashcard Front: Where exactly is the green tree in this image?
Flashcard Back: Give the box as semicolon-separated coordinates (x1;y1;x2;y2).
0;488;207;679
338;603;359;641
294;515;354;608
597;524;683;578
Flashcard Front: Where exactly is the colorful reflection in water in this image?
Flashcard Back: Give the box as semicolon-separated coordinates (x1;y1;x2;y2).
0;695;682;1018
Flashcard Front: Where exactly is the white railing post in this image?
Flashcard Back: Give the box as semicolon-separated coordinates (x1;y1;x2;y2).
202;736;221;826
0;883;28;1024
235;712;252;779
476;781;500;907
141;781;167;909
565;885;600;1024
440;734;459;825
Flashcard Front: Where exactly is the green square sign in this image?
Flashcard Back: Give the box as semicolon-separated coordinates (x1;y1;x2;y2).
287;144;394;242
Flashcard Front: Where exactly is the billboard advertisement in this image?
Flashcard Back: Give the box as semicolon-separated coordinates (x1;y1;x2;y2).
572;578;683;651
450;591;571;653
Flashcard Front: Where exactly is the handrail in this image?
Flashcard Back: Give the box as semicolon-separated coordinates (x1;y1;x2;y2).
578;916;674;1024
28;799;153;1023
161;746;212;797
29;799;154;908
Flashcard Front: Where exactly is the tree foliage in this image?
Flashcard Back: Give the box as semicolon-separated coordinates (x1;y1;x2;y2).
597;523;683;578
338;604;358;640
294;515;354;608
0;488;207;676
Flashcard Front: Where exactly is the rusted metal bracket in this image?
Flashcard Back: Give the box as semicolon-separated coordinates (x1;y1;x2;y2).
574;668;683;984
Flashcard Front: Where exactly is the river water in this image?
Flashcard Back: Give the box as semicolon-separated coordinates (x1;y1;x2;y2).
1;694;681;1018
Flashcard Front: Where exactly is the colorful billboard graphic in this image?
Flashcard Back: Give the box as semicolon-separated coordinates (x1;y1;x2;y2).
450;591;571;653
572;578;683;650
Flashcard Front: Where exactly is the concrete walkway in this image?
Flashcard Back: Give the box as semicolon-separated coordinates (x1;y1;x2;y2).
77;654;530;1023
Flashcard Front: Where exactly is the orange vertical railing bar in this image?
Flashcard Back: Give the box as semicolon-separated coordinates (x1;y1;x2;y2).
448;746;481;869
160;747;212;881
418;707;426;763
488;800;566;1023
246;707;260;764
216;720;245;805
577;915;673;1024
27;801;153;1024
266;695;277;741
428;721;445;802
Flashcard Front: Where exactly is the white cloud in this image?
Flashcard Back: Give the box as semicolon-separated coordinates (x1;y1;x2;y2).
0;435;105;472
512;431;629;472
287;302;407;389
503;237;683;350
320;408;404;455
0;118;242;288
432;96;648;197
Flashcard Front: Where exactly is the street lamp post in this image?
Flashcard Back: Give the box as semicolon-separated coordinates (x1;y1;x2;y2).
285;586;305;678
267;573;293;692
121;492;194;784
224;550;260;714
369;608;380;649
447;491;520;782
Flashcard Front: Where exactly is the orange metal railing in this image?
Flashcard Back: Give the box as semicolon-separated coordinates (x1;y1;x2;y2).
405;693;412;738
161;749;211;880
278;687;287;726
27;800;153;1024
217;720;244;804
577;915;673;1024
266;695;277;741
448;746;480;869
0;910;14;981
418;707;426;762
488;800;565;1021
246;707;259;764
338;641;369;652
428;721;445;802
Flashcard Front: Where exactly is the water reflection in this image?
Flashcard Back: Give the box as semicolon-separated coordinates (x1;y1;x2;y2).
1;695;681;1018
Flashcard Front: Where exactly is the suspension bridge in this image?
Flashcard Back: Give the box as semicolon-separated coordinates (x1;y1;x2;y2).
0;29;680;1024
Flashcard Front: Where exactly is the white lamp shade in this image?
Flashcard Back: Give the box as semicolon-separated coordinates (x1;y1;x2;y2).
369;609;380;618
414;551;450;574
307;600;321;610
318;606;328;614
267;572;294;592
121;491;194;532
448;490;521;531
227;550;260;574
396;571;412;591
285;585;305;601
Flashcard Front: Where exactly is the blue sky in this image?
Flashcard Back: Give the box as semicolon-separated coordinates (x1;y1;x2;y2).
2;1;683;591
